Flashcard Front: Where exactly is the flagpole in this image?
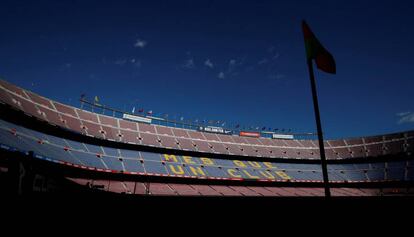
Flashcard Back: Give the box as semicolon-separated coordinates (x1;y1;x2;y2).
307;59;331;198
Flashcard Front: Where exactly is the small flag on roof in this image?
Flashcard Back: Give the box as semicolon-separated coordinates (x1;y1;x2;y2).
132;107;135;114
147;110;153;115
138;108;144;113
94;96;100;104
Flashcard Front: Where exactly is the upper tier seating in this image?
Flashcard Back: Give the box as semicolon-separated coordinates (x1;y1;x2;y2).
0;79;412;161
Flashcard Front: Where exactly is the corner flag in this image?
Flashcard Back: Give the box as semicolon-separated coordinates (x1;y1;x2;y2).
302;20;336;74
302;20;336;198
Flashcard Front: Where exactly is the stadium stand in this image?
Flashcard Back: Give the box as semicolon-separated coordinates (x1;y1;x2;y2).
0;79;413;197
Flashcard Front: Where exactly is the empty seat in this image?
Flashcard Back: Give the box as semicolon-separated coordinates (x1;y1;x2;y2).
0;87;15;106
217;134;235;143
229;186;260;196
225;143;245;156
100;125;120;141
349;145;366;158
209;142;230;154
232;135;248;144
169;184;200;196
8;93;41;119
190;185;222;196
328;139;346;147
175;138;196;151
102;156;123;171
345;138;364;146
364;136;383;144
158;135;179;149
258;138;273;146
209;185;242;196
77;109;99;123
241;136;262;146
99;115;118;127
268;147;287;158
120;130;139;144
54;102;78;117
254;146;271;157
325;148;339;159
171;128;190;138
202;132;221;142
82;120;104;138
25;91;55;109
119;119;137;131
366;169;385;181
0;80;29;98
155;126;174;136
123;158;145;173
192;140;213;153
41;107;63;126
107;181;129;194
283;140;302;148
297;140;316;148
239;144;259;156
140;133;160;147
138;123;156;134
187;130;206;140
332;147;351;159
143;161;168;175
149;183;176;195
365;144;384;157
248;186;276;196
271;139;287;147
383;140;405;155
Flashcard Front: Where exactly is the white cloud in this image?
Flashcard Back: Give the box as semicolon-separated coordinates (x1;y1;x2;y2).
204;59;214;68
227;59;238;73
258;58;268;65
229;59;236;66
115;59;127;65
397;111;411;117
113;58;141;68
134;39;147;48
133;60;141;68
397;111;414;124
59;63;72;71
218;72;225;79
182;58;195;69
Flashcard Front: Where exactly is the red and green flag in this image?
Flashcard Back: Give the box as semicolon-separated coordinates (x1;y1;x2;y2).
302;20;336;74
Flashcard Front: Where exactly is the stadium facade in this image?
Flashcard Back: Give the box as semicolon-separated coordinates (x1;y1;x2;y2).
0;79;413;197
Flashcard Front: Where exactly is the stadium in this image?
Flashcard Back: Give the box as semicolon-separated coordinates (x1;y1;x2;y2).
2;2;414;212
0;78;413;199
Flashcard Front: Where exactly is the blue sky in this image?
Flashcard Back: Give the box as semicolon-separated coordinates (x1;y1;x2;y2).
0;0;413;139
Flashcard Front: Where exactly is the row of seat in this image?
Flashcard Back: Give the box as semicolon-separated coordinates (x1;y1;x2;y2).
0;118;412;183
0;79;412;160
66;178;387;196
